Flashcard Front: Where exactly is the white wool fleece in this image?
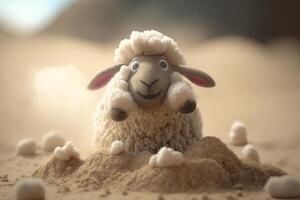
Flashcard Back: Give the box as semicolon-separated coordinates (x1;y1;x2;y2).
53;141;80;161
167;81;195;111
149;147;183;168
105;65;137;112
114;30;186;66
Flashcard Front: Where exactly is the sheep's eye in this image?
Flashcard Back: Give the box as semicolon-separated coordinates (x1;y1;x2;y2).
159;59;168;71
131;60;140;72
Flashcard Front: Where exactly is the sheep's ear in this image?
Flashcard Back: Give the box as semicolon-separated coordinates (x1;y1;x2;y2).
174;65;215;87
87;64;122;90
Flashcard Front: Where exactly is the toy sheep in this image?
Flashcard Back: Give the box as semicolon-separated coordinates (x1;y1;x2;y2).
88;30;215;153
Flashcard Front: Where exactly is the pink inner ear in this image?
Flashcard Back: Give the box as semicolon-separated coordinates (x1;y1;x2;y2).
188;75;209;86
89;72;114;89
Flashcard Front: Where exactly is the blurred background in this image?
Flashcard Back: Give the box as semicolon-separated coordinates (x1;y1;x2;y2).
1;0;300;41
0;0;299;168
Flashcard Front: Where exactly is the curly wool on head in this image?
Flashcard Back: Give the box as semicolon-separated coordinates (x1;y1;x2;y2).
114;30;186;66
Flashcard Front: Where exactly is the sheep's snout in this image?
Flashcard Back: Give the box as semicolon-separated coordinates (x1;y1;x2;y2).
140;78;159;89
178;100;196;114
110;108;128;122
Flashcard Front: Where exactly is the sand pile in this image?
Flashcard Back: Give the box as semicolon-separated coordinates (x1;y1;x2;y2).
33;137;285;193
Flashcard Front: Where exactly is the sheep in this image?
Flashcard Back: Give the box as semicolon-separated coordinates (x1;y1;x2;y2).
88;30;215;153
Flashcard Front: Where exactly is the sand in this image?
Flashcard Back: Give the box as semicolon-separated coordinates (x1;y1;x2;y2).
33;137;285;194
0;35;300;199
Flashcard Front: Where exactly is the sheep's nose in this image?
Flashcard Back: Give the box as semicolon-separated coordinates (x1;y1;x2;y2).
140;79;159;88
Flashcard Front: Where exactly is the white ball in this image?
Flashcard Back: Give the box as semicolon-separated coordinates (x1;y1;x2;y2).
241;144;259;162
42;130;66;152
264;176;300;198
62;141;80;159
229;121;247;146
151;147;183;168
53;147;69;161
15;178;46;200
16;138;37;155
53;141;80;161
156;147;175;167
110;140;125;155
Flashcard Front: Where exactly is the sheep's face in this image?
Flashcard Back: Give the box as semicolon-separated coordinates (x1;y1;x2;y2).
88;53;216;121
128;55;172;110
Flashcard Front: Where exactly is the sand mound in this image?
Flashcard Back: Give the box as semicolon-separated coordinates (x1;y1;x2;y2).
33;137;285;193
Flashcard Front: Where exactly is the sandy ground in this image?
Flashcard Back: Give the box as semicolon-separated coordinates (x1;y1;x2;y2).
0;35;299;199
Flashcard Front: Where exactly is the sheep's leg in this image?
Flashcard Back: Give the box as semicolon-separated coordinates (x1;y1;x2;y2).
178;100;196;114
110;108;128;121
167;81;197;114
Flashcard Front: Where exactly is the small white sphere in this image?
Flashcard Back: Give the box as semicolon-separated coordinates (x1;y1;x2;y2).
150;147;183;168
241;144;259;162
156;147;175;167
53;141;80;161
15;178;46;200
62;141;80;159
42;130;66;152
16;138;37;155
264;175;300;198
110;140;125;155
53;147;69;161
229;120;247;146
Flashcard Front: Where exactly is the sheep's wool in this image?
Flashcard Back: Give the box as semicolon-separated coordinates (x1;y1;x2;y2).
15;178;46;200
114;30;186;65
94;69;202;153
264;176;300;198
53;141;80;161
167;81;195;110
149;147;183;167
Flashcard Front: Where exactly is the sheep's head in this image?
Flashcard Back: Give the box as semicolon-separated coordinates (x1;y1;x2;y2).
128;55;171;110
87;30;215;121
